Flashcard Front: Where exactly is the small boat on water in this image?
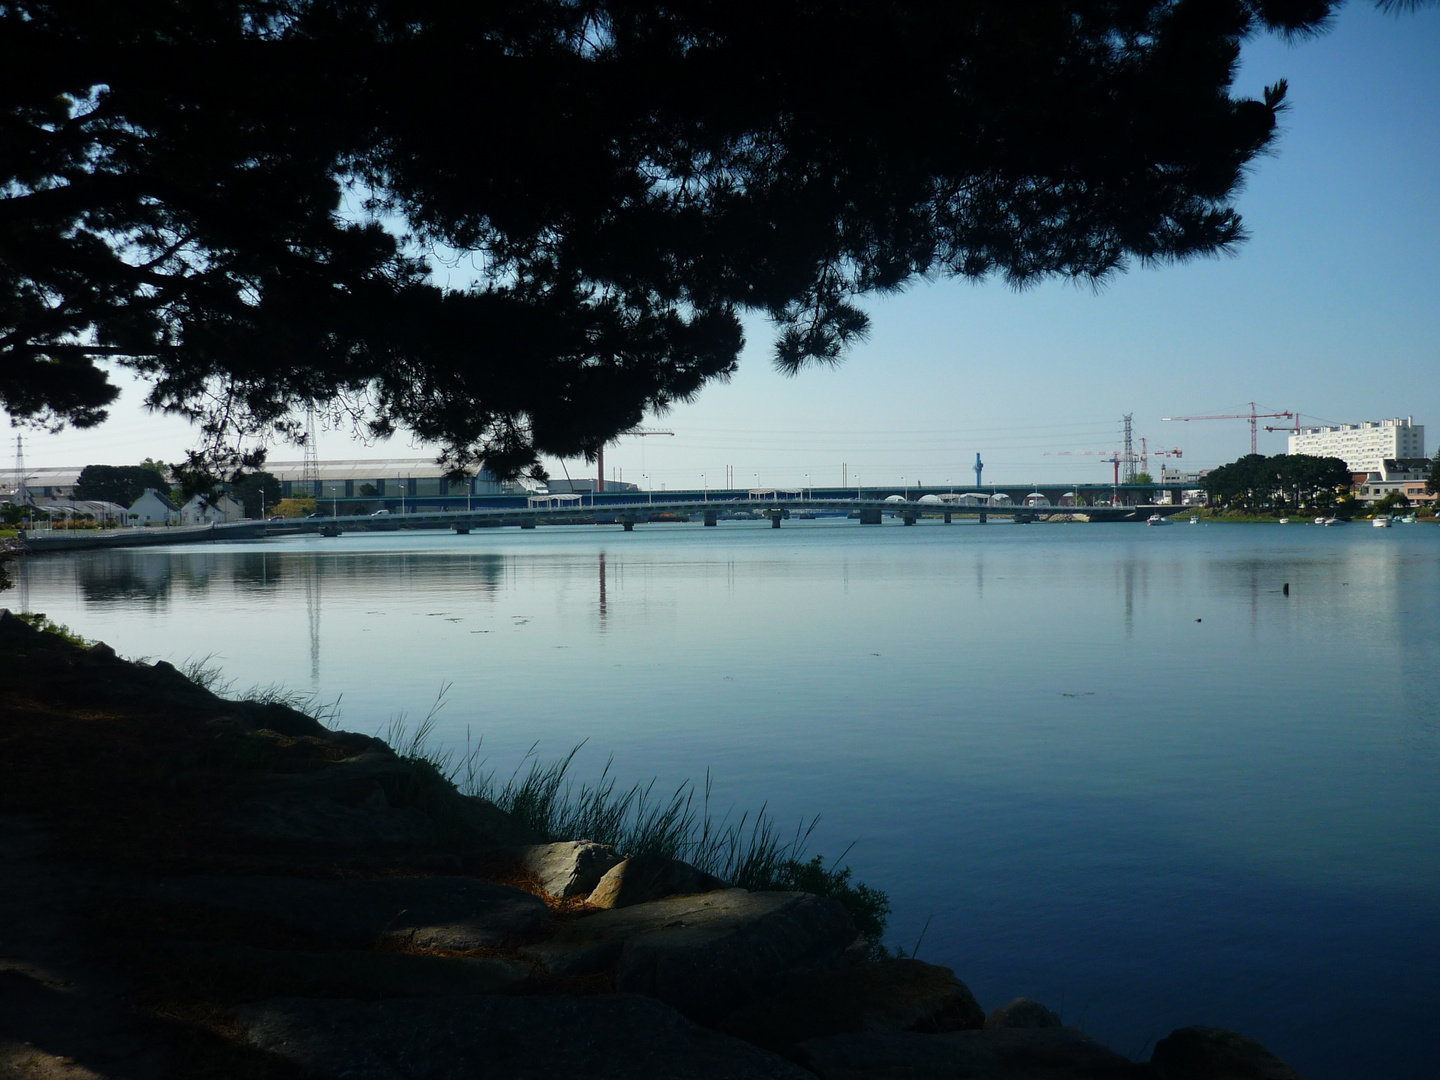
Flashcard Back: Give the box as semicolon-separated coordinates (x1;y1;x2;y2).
1188;515;1199;525
1278;517;1290;524
1315;516;1327;525
1147;513;1171;526
1401;514;1417;524
1323;517;1344;526
1372;517;1392;528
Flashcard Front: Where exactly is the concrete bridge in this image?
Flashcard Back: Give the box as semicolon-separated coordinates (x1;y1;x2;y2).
14;491;1187;553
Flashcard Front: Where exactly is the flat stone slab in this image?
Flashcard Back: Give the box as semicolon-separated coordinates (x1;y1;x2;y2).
150;875;548;949
235;992;815;1079
166;941;531;997
523;888;856;1020
799;1027;1149;1079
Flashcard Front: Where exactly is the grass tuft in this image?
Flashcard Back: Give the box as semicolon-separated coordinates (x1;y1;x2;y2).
383;710;895;954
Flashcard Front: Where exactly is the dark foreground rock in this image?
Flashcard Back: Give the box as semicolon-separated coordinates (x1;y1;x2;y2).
164;940;531;998
149;874;549;949
986;996;1065;1030
799;1026;1149;1079
587;852;727;909
232;751;539;850
718;958;985;1056
235;992;815;1079
519;839;623;898
1151;1026;1303;1079
523;888;857;1020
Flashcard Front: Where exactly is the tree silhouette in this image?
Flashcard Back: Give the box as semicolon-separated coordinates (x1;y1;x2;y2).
0;1;1416;478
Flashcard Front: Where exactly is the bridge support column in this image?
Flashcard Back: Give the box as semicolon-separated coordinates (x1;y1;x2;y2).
944;512;952;524
704;510;717;526
769;510;782;528
622;520;635;532
902;513;916;526
979;510;987;524
452;525;470;535
520;517;537;530
320;525;342;538
859;508;882;525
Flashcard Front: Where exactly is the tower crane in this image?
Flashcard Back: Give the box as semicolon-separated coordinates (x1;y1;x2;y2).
595;427;674;491
1161;403;1294;455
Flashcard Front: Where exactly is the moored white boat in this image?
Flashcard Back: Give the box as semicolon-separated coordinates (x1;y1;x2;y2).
1323;517;1343;526
1147;513;1171;526
1189;515;1199;525
1278;517;1289;524
1372;516;1392;528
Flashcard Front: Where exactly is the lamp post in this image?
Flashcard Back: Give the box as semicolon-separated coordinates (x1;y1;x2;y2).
643;473;651;504
804;473;810;501
855;474;860;501
901;475;907;501
701;473;706;501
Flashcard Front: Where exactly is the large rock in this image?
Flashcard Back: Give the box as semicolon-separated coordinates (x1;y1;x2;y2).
587;853;727;909
1151;1027;1303;1079
718;958;985;1056
798;1027;1149;1080
986;996;1065;1030
165;941;531;998
149;875;549;949
226;789;439;847
519;840;623;899
523;888;857;1020
231;752;537;849
235;992;815;1079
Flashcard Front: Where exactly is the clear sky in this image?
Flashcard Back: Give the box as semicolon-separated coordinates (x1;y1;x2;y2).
8;2;1438;489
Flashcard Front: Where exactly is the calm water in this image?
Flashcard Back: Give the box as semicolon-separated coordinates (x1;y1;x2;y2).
12;520;1440;1078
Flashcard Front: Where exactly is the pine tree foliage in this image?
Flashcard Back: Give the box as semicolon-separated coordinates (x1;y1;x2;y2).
0;1;1405;478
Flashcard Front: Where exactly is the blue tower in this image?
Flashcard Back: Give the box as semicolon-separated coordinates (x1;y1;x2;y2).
974;452;984;488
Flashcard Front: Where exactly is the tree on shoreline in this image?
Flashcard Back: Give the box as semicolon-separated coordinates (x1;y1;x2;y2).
73;463;171;508
2;1;1427;481
1202;453;1350;511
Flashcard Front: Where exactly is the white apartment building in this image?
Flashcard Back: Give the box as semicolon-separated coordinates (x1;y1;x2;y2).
1287;417;1424;473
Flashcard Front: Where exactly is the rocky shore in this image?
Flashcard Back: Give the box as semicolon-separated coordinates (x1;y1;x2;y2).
0;609;1303;1079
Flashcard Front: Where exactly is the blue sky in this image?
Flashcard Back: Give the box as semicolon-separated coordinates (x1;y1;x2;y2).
12;2;1439;489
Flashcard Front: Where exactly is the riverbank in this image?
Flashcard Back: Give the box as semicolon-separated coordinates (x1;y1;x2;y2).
0;610;1305;1079
1185;507;1439;523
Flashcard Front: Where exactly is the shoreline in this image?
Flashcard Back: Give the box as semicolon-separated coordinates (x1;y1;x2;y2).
0;609;1306;1079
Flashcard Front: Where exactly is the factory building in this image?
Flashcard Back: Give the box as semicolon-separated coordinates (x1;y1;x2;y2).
1288;417;1424;473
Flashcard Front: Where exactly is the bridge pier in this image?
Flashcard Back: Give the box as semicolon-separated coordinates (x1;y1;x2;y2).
859;508;882;525
622;520;635;532
769;510;782;528
704;510;717;526
979;510;987;524
520;517;537;530
452;525;470;535
320;525;342;538
902;513;916;526
944;512;952;524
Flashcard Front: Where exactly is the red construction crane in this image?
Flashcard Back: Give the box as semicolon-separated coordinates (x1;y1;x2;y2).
1161;403;1293;455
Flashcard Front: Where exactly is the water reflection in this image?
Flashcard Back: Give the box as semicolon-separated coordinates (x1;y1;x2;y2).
10;524;1440;1080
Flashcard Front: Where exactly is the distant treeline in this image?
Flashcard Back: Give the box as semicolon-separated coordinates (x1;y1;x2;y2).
71;462;281;519
1201;454;1351;511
